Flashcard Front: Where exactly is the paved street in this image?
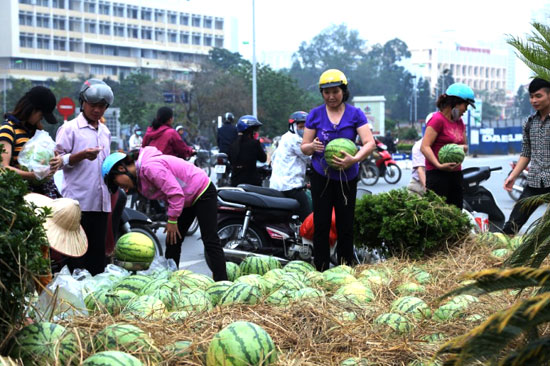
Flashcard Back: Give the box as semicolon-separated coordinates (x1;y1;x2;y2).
165;154;546;276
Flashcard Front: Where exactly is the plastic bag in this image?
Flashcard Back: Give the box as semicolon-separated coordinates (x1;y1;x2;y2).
137;256;177;277
18;130;56;179
299;209;338;246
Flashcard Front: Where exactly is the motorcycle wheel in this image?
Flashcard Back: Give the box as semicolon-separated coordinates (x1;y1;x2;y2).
508;171;526;201
359;162;379;186
217;219;267;252
383;163;402;184
186;217;199;236
127;223;163;257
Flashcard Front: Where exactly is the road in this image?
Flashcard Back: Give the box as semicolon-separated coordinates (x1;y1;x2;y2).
162;154;546;277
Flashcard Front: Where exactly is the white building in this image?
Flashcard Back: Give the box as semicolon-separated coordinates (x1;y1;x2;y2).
409;42;514;96
0;0;226;83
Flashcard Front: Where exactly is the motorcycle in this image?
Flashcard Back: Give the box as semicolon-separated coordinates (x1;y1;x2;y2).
373;138;402;184
462;166;506;232
217;184;373;265
359;159;380;186
214;152;232;187
190;145;213;177
507;160;528;201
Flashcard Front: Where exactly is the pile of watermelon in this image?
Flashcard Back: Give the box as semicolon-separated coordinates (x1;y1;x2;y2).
438;143;465;164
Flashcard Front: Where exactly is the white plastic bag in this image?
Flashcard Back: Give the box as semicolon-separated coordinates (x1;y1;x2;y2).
18;130;56;180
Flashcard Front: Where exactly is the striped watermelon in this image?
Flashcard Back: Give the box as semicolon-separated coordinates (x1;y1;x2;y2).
85;290;123;315
219;283;262;306
164;340;192;357
433;303;465;321
239;256;272;276
374;313;411;333
122;295;166;319
205;281;234;305
82;350;143;366
448;294;479;308
140;279;179;296
293;287;325;301
150;287;183;311
390;296;432;319
265;288;294;306
334;282;374;304
174;273;215;290
283;260;315;274
263;268;285;281
92;324;159;360
236;274;269;295
438;143;465;164
9;322;80;366
396;282;425;295
340;357;370;366
115;232;155;263
167;311;189;322
206;321;277;366
225;262;241;281
113;274;153;294
177;288;213;313
324;138;358;169
321;272;357;291
336;311;358;322
422;333;446;344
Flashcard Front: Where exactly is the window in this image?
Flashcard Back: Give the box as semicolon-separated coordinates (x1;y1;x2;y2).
29;60;42;71
36;0;49;6
169;32;177;43
69;0;81;11
105;66;116;76
99;22;111;35
128;7;138;19
180;14;189;25
155;10;165;23
141;8;152;21
84;1;96;13
168;12;177;24
128;26;138;38
69;18;82;32
118;47;130;57
44;61;59;71
69;38;83;52
19;33;33;48
192;34;201;45
19;0;33;4
215;18;223;30
36;35;50;50
53;16;66;30
204;18;212;28
12;59;26;69
52;0;65;8
114;24;124;37
155;29;164;42
204;35;212;46
99;2;110;15
141;28;152;40
104;45;115;55
85;20;96;33
91;65;104;75
180;32;189;44
19;11;33;26
113;4;124;17
89;44;103;54
36;13;50;28
192;16;201;27
53;37;66;50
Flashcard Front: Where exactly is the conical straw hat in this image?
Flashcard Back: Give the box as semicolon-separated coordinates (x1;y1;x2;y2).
24;194;88;257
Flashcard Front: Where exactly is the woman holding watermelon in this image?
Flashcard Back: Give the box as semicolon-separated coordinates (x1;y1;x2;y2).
420;83;475;209
301;69;376;271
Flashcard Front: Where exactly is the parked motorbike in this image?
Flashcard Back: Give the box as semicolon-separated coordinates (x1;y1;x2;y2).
373;138;402;184
462;166;506;232
507;160;528;201
217;184;372;265
214;152;232;187
359;159;380;186
190;145;213;177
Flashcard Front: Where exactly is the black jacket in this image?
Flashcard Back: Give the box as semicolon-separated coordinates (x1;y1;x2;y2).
217;123;238;154
229;136;267;186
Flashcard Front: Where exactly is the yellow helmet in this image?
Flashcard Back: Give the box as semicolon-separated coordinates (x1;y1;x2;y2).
319;69;348;89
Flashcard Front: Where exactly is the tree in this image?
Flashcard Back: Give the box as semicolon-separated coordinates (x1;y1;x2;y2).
416;77;434;121
514;85;533;118
508;22;550;81
115;71;162;128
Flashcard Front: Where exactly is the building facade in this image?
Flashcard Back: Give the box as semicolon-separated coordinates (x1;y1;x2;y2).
0;0;225;83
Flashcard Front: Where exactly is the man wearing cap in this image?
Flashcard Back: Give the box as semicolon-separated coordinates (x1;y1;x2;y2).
55;79;114;275
503;77;550;234
0;86;62;198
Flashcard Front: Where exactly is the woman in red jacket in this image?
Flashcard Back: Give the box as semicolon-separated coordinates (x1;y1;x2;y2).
142;106;194;159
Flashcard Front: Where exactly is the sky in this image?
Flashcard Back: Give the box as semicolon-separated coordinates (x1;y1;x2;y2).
196;0;550;89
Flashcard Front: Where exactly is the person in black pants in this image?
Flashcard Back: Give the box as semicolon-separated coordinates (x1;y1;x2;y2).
229;115;267;187
503;77;550;234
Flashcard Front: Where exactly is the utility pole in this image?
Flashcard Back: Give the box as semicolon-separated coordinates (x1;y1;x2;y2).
251;0;257;117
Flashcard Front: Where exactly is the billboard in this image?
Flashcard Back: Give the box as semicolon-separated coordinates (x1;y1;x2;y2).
352;96;386;135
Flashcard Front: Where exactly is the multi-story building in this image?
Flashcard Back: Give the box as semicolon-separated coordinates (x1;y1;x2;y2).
0;0;225;84
409;42;514;96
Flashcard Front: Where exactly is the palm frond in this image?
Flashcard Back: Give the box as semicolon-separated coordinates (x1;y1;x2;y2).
439;267;550;301
507;22;550;80
438;292;550;365
498;338;550;366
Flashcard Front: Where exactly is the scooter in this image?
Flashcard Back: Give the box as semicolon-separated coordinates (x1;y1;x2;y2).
507;160;528;201
214;152;232;187
373;138;402;184
462;166;506;232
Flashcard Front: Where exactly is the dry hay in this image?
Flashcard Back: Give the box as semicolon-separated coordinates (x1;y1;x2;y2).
55;236;525;366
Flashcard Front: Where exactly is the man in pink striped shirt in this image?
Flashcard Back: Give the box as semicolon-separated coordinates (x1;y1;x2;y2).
55;79;114;275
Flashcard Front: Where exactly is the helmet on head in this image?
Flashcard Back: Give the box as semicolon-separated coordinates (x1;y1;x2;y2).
319;69;348;89
79;79;114;106
224;112;235;124
175;125;184;132
288;111;308;133
133;125;141;133
237;115;262;133
102;152;126;193
445;83;476;108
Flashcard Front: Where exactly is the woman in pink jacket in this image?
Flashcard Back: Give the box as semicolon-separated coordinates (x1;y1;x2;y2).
102;146;227;281
141;106;194;159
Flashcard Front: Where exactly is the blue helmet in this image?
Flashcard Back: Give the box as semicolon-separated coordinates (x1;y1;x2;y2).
102;152;126;192
446;83;476;108
236;115;262;133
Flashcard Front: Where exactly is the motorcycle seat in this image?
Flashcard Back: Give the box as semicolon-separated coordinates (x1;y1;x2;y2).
237;184;286;198
218;190;300;211
462;167;490;188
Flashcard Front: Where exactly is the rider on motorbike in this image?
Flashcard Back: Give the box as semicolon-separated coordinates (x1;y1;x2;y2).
229;115;267;186
269;111;312;221
217;112;238;155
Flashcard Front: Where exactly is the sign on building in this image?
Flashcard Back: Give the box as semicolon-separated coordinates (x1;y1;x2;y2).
352;96;386;135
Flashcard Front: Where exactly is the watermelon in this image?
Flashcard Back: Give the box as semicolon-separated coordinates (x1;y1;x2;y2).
491;248;510;258
84;290;122;315
150;287;183;311
396;282;426;295
265;288;294;306
140;279;179;295
390;296;431;319
422;333;446;344
174;273;215;290
164;340;192;357
438;143;465;164
324;138;358;170
374;313;411;333
448;294;479;308
225;262;241;281
167;311;189;322
236;274;269;295
340;357;370;366
177;289;213;313
283;260;315;274
206;321;277;366
433;303;465;321
334;282;374;303
205;281;234;305
293;287;325;301
240;256;278;276
336;311;358;322
219;283;262;306
9;322;80;366
92;324;158;359
263;268;285;281
113;274;153;294
321;272;357;291
325;264;355;275
122;295;166;319
82;351;143;366
115;232;155;264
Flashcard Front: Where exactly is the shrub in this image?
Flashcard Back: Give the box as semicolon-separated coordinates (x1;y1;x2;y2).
354;189;472;258
0;161;50;350
396;143;413;153
397;127;420;140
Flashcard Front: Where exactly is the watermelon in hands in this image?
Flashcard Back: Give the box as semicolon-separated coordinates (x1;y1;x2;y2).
438;143;465;164
324;138;358;170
